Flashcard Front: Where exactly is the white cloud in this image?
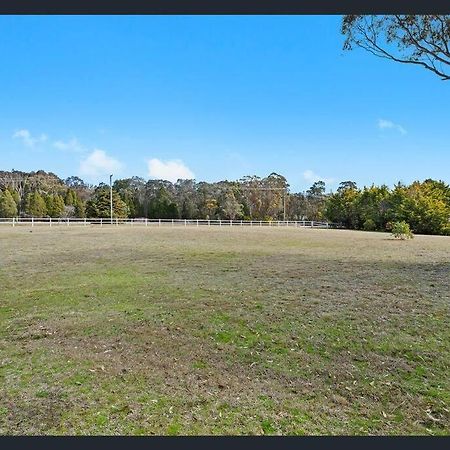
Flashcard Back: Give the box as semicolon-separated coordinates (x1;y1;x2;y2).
53;138;84;153
13;129;48;147
377;118;407;135
303;169;335;185
79;149;123;178
147;158;195;183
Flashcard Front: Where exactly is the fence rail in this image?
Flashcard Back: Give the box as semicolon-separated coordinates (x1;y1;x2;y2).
0;217;338;229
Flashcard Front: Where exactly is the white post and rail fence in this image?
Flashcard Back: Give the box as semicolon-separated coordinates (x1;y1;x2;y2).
0;217;340;229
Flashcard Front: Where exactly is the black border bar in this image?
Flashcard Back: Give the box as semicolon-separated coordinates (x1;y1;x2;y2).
1;436;450;450
0;0;449;15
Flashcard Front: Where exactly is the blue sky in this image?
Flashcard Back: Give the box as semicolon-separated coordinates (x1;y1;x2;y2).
0;15;448;192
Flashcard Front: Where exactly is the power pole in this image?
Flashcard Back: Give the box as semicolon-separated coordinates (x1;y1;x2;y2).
110;174;113;225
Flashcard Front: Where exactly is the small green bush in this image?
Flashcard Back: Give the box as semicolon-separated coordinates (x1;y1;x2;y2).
363;218;376;231
391;221;414;240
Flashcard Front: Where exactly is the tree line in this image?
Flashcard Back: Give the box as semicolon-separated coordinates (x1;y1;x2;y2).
0;170;449;235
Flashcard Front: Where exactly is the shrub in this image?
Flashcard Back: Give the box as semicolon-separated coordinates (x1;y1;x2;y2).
391;221;414;240
363;218;376;231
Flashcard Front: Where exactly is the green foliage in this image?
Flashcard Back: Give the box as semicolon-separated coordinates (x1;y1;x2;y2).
307;180;326;197
52;195;65;217
363;218;376;231
391;221;414;240
355;185;391;230
220;190;243;220
113;177;146;218
147;187;179;219
0;189;18;217
65;189;76;206
122;191;138;217
325;181;360;228
44;194;54;215
7;188;20;206
64;189;86;218
325;179;450;236
239;173;289;220
305;180;327;221
401;180;450;236
24;192;47;217
85;186;129;218
74;198;86;218
44;194;65;218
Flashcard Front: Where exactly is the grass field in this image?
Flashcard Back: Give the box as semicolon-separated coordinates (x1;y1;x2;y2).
0;226;449;435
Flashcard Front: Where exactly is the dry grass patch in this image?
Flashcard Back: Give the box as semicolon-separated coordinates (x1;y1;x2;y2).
0;226;449;435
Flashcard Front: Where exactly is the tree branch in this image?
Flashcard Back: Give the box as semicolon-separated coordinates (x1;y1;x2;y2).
346;15;450;80
394;15;450;66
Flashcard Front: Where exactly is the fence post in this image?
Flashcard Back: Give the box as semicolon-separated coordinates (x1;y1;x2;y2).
197;219;199;227
311;221;314;228
49;217;52;227
240;220;243;226
84;217;87;226
12;217;15;227
159;219;161;227
101;218;103;227
67;218;69;226
219;220;222;227
31;217;34;227
172;219;174;227
208;219;210;227
250;221;252;227
184;219;187;227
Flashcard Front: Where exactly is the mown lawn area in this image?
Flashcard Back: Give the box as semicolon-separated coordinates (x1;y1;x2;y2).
0;226;449;435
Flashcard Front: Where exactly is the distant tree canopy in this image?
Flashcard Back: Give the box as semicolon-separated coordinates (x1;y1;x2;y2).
86;185;129;218
325;179;450;235
342;15;450;80
0;169;449;235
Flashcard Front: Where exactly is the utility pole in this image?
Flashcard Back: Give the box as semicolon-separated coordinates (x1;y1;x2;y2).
109;174;113;225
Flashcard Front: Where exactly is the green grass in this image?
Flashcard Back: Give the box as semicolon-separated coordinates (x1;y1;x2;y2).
0;226;449;435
